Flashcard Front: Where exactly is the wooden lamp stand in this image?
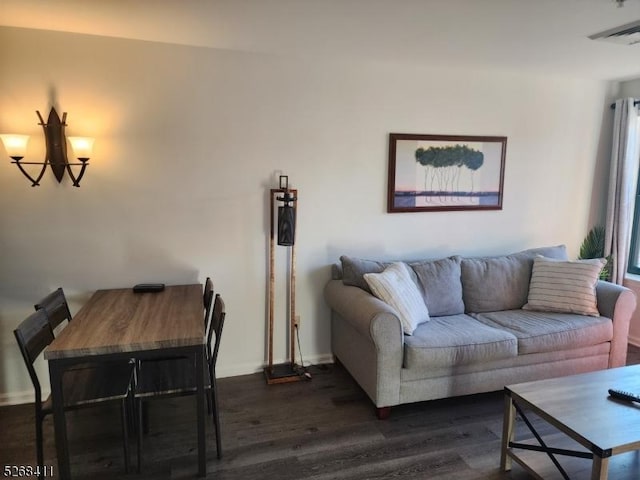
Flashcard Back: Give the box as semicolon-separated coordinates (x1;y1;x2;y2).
264;177;302;384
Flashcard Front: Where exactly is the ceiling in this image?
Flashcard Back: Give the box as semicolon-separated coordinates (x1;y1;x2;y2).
2;0;640;81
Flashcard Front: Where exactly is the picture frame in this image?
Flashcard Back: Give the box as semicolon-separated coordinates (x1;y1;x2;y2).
387;133;507;213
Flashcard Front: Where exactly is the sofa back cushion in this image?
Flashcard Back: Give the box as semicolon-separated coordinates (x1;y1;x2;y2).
461;245;568;313
340;255;390;293
411;256;464;316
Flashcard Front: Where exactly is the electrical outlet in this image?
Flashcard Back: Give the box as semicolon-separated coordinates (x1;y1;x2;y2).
295;315;301;327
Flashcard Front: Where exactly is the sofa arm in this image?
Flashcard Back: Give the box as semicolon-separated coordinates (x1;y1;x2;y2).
324;279;404;407
596;280;637;368
324;280;403;343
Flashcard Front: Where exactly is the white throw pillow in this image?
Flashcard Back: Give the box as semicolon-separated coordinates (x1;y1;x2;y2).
523;256;605;316
364;262;430;335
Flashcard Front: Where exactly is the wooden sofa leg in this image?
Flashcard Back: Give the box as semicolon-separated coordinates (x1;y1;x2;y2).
376;407;391;420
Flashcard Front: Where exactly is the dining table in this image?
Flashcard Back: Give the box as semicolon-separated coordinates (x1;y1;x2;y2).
44;283;207;480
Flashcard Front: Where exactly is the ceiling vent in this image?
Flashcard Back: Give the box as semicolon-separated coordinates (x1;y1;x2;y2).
589;20;640;45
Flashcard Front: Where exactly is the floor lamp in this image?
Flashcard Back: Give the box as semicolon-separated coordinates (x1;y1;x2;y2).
264;175;302;384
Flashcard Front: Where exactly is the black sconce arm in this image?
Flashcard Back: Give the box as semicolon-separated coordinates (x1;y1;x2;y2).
65;160;89;187
12;159;47;187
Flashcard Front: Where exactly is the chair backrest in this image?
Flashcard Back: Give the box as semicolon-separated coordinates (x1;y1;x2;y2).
203;278;214;347
34;288;72;333
207;294;226;373
203;277;214;329
14;309;54;405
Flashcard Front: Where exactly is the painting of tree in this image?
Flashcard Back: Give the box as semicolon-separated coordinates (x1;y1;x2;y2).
415;144;484;195
387;134;507;213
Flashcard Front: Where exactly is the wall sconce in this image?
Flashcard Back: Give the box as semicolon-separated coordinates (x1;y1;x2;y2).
0;107;94;187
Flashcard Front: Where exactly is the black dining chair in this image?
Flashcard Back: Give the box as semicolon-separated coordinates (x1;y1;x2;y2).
136;278;214;432
34;287;72;335
14;308;135;478
35;287;101;373
135;293;226;471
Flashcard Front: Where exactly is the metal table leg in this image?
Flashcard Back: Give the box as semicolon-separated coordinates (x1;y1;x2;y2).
49;360;71;480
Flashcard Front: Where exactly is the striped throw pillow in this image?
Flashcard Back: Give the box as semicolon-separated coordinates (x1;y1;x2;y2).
523;257;605;316
364;262;430;335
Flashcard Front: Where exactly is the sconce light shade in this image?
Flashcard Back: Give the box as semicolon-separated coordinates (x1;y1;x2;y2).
68;136;94;161
277;202;296;246
0;134;29;159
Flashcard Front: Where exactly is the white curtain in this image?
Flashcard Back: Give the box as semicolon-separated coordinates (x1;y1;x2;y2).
604;98;640;284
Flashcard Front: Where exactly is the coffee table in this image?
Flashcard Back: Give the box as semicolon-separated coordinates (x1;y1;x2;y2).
501;364;640;480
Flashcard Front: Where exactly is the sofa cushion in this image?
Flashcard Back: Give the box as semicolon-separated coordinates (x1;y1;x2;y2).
340;255;390;293
364;262;430;335
410;256;464;316
461;254;531;313
461;245;568;313
523;257;605;316
403;314;518;369
473;309;613;355
516;244;568;260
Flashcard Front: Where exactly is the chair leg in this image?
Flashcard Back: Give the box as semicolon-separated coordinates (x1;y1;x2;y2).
206;388;213;415
119;398;130;473
207;363;215;416
35;411;44;480
142;400;149;434
211;377;222;459
128;390;136;434
137;399;143;473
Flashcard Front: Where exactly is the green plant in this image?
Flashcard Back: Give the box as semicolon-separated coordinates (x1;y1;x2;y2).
578;225;612;281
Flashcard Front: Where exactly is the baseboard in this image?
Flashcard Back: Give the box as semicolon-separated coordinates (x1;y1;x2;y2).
295;353;335;371
216;353;335;379
1;355;336;406
629;337;640;347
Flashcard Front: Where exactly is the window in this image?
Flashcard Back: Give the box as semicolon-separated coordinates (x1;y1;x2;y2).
626;116;640;275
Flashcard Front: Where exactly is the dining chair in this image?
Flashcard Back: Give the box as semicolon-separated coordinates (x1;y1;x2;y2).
14;308;135;478
136;277;214;406
135;293;226;470
34;287;72;335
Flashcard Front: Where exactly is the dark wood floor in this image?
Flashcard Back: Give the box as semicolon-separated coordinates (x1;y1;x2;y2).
2;345;640;479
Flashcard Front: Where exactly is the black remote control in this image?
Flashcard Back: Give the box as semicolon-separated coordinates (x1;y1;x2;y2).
133;283;165;293
608;388;640;403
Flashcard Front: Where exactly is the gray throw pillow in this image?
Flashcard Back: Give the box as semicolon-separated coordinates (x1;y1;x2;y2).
410;256;464;316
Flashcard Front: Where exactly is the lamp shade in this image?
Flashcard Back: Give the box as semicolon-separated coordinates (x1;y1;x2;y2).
0;134;29;159
277;204;296;246
68;136;94;160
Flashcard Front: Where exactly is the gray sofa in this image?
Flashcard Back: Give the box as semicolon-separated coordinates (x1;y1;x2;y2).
324;245;637;418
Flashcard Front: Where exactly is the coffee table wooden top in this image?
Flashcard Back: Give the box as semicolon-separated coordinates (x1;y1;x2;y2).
506;364;640;455
45;284;204;360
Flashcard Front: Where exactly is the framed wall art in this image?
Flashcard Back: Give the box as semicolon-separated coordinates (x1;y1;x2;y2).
387;133;507;213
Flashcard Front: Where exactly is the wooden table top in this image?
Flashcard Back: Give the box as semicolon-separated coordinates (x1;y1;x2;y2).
45;284;204;360
506;364;640;455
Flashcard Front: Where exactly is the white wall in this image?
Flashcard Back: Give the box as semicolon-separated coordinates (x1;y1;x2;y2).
620;79;640;98
0;26;613;404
